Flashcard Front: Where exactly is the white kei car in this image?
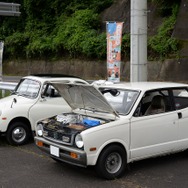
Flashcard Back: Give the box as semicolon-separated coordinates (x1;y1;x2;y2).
35;81;188;179
0;74;88;145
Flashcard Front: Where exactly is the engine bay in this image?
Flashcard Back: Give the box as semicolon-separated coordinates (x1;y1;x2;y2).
40;113;110;145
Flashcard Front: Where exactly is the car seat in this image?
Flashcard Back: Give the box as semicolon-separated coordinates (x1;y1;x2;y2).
145;95;166;115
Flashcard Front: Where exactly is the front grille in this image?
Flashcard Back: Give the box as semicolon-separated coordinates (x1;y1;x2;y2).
43;126;76;145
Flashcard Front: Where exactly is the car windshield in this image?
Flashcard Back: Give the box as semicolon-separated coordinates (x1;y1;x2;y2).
13;79;41;99
99;88;139;115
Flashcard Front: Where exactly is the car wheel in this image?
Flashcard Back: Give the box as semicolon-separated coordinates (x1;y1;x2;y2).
95;145;127;180
6;122;31;145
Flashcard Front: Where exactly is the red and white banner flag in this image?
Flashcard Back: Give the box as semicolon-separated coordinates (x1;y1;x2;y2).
106;22;123;82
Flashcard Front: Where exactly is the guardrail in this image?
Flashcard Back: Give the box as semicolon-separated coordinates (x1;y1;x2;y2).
0;82;17;98
0;2;21;16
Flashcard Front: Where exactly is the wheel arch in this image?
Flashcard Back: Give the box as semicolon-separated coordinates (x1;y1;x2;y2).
8;117;32;132
95;142;128;165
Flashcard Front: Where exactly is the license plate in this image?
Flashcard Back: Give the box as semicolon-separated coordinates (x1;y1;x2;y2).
50;145;59;157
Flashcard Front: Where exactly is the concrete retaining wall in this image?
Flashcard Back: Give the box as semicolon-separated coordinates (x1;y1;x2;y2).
3;58;188;83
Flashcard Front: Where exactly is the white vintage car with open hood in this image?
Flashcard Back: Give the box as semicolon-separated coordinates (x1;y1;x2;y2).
0;74;88;145
35;81;188;179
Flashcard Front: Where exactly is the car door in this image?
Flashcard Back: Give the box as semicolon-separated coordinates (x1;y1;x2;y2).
172;88;188;149
130;89;179;160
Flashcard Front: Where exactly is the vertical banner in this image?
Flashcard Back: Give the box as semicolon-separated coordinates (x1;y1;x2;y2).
0;41;4;81
106;22;123;82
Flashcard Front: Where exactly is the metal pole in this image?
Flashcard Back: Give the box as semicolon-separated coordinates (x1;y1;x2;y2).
130;0;147;82
0;41;4;81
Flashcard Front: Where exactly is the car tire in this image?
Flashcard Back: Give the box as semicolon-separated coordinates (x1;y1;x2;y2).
95;145;127;180
6;121;31;145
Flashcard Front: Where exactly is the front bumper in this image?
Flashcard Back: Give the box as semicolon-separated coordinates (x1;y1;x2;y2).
35;136;87;167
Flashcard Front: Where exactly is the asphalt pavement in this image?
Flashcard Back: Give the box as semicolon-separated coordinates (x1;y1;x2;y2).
1;136;188;188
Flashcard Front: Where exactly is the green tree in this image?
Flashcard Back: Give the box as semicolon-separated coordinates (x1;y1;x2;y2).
0;0;113;59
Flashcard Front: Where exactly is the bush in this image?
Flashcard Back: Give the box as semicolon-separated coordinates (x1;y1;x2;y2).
148;5;179;60
151;0;180;17
0;0;113;60
53;9;103;58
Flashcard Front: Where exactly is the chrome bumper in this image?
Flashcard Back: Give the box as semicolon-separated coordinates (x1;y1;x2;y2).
34;136;87;167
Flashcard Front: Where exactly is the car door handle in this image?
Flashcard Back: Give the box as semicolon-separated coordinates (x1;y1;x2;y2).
178;112;182;119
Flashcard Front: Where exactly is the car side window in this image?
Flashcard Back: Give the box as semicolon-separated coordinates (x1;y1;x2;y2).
172;88;188;110
134;90;172;117
42;84;61;98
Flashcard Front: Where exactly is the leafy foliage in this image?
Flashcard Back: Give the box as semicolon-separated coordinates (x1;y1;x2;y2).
0;0;113;60
148;4;180;60
0;0;181;61
151;0;180;17
122;34;130;59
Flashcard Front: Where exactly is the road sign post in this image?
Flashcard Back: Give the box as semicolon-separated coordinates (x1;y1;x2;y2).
0;42;4;81
0;2;21;81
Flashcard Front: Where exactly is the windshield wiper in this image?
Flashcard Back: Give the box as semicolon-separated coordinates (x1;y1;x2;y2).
21;93;32;98
11;91;18;95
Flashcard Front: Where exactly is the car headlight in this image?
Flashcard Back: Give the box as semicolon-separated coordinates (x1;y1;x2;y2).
75;134;84;148
36;123;43;136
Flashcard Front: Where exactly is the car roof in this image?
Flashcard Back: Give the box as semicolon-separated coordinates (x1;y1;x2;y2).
31;74;80;78
22;74;88;83
97;82;188;92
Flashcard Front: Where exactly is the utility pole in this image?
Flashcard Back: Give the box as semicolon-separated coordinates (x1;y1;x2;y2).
130;0;147;82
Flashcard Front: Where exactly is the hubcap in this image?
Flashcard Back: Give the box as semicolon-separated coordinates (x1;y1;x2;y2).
12;127;26;143
105;152;122;174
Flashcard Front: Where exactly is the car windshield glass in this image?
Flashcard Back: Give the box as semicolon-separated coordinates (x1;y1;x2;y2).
99;88;139;115
14;79;40;99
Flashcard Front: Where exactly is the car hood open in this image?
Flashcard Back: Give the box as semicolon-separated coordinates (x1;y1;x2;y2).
51;83;119;118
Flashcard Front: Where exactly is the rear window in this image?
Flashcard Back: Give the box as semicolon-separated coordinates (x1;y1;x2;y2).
172;89;188;110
